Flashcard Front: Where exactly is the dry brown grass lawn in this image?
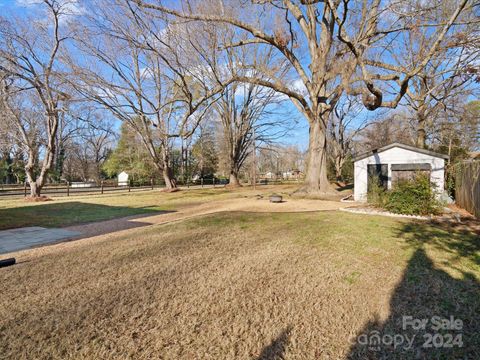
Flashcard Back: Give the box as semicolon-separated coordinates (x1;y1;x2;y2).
0;211;479;359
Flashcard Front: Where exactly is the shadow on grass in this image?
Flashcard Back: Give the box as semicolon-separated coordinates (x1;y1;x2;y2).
400;220;480;265
256;326;292;360
0;201;173;230
348;222;480;359
335;183;354;192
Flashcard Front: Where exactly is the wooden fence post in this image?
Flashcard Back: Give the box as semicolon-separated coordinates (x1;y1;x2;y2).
213;178;215;188
151;178;154;190
128;180;131;192
67;181;70;197
24;182;27;197
201;178;204;188
101;181;104;194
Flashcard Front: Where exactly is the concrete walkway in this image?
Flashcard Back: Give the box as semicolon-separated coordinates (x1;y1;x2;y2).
0;227;81;255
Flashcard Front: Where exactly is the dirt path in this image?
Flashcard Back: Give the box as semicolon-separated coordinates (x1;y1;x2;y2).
4;196;353;258
65;197;353;239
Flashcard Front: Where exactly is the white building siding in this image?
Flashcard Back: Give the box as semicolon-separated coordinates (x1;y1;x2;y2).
354;147;445;202
118;171;129;186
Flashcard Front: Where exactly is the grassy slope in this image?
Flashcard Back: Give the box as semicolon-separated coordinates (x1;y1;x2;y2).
1;211;478;359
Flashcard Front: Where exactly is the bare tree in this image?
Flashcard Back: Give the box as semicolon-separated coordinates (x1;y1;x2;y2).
388;0;480;148
72;1;232;190
432;97;480;160
257;144;305;180
132;0;472;195
72;116;114;183
190;122;218;179
180;18;291;187
356;113;416;151
0;1;72;197
0;83;16;154
327;96;373;181
215;80;287;187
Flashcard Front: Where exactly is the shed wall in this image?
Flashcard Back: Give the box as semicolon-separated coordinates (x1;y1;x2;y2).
354;147;445;202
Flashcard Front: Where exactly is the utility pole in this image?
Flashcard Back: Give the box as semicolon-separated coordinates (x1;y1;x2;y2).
275;152;279;182
252;127;256;190
180;136;185;185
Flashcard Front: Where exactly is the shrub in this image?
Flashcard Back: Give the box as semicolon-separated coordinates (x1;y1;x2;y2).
367;176;388;207
383;174;442;216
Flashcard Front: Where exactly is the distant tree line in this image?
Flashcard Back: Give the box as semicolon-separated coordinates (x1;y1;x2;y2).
0;0;478;197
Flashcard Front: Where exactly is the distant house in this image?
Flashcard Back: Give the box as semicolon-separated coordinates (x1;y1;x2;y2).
118;171;129;186
353;143;448;202
263;172;275;179
282;169;303;180
70;182;96;188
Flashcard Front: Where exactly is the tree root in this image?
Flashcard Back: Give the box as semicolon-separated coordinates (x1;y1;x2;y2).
160;187;180;193
24;196;52;202
225;183;243;189
291;184;341;200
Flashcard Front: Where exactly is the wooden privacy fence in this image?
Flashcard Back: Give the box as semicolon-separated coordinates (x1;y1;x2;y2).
455;161;480;218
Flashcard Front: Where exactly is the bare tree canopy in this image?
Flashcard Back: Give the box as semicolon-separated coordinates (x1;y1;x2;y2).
0;0;478;195
382;0;480;148
0;0;73;197
327;95;372;181
70;0;235;189
131;0;477;194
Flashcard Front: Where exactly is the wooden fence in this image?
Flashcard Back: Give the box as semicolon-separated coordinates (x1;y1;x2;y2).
0;177;299;198
0;178;230;198
455;161;480;218
0;180;157;198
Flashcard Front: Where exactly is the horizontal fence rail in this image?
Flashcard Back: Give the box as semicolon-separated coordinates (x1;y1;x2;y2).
0;180;158;198
0;177;301;198
455;161;480;218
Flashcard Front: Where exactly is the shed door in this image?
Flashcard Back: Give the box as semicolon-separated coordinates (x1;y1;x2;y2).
367;164;388;191
391;163;431;186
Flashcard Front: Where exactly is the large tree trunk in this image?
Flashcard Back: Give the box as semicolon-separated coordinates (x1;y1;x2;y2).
162;166;177;189
228;170;242;187
334;156;344;182
225;139;243;187
24;148;45;198
417;114;427;149
25;166;44;198
298;119;334;195
24;113;58;198
28;181;41;198
161;148;177;190
417;126;427;149
26;171;38;197
416;103;427;149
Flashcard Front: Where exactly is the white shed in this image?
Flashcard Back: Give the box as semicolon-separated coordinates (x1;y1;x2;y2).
353;143;449;202
118;171;129;187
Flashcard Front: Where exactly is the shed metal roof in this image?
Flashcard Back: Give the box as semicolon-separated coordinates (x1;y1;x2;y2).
353;143;449;162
